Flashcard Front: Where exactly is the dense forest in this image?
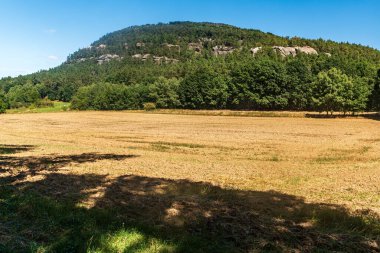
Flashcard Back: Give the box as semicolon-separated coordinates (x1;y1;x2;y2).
1;22;379;113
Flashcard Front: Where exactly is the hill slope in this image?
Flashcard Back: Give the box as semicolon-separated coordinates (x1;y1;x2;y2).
66;21;380;63
1;21;379;111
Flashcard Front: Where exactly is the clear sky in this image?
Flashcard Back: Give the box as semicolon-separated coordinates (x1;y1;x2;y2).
0;0;379;78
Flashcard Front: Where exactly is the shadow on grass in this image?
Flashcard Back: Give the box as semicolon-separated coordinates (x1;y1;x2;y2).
0;144;35;154
0;147;379;252
0;152;136;183
305;112;380;121
363;113;380;121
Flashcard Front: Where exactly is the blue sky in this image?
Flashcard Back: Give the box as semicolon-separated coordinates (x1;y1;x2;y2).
0;0;379;78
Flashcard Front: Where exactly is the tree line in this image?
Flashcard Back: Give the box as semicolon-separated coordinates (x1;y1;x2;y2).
0;55;379;114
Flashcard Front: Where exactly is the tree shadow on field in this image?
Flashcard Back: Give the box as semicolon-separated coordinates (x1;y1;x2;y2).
305;112;380;121
0;144;35;155
0;152;136;184
0;146;379;252
362;112;380;121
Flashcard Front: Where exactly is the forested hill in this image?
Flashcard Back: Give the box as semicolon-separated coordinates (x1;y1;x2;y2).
1;21;380;113
67;21;380;63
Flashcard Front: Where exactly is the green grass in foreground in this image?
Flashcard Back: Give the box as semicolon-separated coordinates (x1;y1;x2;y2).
0;186;210;253
1;176;379;253
6;101;70;114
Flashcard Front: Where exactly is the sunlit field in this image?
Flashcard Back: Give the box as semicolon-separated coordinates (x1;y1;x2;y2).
1;111;379;252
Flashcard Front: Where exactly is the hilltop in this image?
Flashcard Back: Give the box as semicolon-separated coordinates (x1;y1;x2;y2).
66;21;380;63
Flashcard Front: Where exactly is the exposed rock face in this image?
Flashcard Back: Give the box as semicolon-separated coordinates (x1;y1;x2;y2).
213;45;235;56
72;54;122;64
200;37;213;43
132;54;142;59
97;44;107;49
153;56;163;63
188;42;203;53
153;56;164;64
132;54;178;64
153;56;179;64
272;46;318;57
163;43;180;51
251;46;320;57
273;46;298;57
250;47;262;56
71;56;95;63
97;54;121;65
295;46;318;55
142;54;151;61
132;54;151;61
76;58;87;63
72;40;324;65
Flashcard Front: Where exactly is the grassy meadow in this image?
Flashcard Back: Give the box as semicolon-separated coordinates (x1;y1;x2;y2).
6;101;70;114
0;111;380;252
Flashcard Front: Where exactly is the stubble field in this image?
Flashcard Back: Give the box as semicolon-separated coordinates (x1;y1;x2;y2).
1;111;379;252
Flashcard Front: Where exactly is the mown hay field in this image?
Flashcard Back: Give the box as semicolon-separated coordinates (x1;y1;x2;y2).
1;111;380;252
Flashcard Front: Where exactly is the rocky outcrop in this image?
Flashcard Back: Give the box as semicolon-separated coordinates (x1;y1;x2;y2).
200;37;213;43
72;54;121;64
188;42;203;53
295;46;318;55
273;46;318;57
163;43;180;51
132;54;142;59
250;47;262;56
132;54;151;61
136;42;145;48
213;45;235;56
97;44;107;49
76;58;88;63
153;56;179;64
97;54;121;65
273;46;298;57
132;54;178;64
73;40;324;66
142;54;151;61
251;46;320;57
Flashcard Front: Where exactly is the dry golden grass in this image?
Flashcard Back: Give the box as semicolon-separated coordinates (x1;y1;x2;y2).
1;111;380;212
0;112;380;252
